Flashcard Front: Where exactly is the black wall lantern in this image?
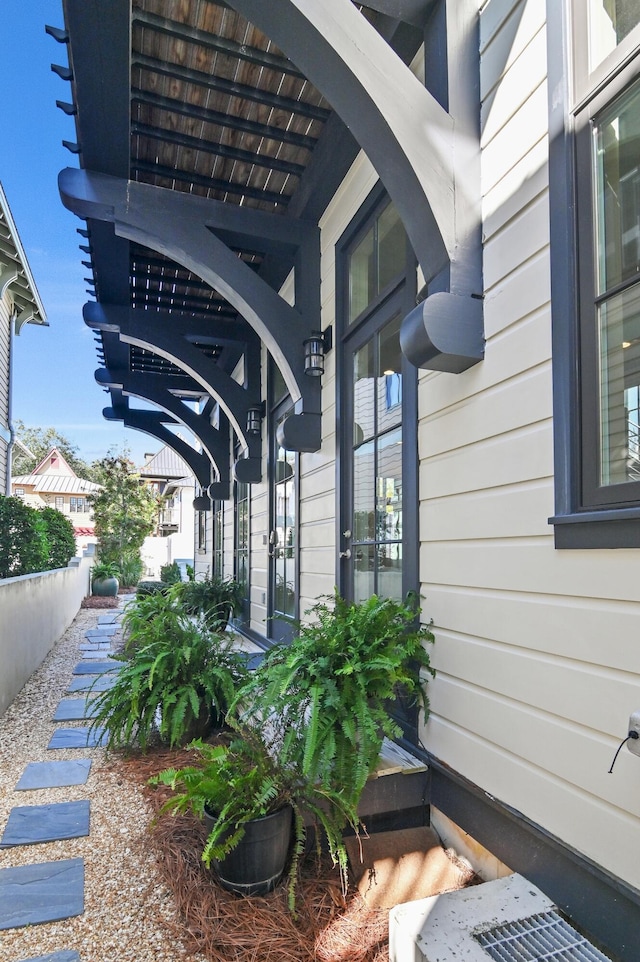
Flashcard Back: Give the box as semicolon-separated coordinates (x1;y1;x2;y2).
246;403;264;436
303;326;333;377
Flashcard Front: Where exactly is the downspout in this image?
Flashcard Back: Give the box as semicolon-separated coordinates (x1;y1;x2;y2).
6;309;16;496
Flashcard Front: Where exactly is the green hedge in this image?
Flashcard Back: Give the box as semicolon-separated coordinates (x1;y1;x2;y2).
40;506;77;570
0;496;77;579
0;496;49;579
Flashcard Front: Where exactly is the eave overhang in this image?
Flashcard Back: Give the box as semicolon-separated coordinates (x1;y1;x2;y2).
0;183;48;333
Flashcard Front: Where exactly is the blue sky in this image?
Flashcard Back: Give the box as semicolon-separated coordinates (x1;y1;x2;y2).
1;1;158;467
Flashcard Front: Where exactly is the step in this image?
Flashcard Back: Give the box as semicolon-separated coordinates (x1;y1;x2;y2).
356;739;429;831
345;825;472;909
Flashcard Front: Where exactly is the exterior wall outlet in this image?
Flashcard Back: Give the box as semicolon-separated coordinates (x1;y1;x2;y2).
628;711;640;757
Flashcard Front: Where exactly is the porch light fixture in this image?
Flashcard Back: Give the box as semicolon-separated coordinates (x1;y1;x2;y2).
246;403;263;436
304;326;333;377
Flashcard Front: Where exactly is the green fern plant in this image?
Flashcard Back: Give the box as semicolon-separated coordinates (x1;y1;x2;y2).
88;590;249;750
151;725;361;913
175;575;244;630
235;590;435;808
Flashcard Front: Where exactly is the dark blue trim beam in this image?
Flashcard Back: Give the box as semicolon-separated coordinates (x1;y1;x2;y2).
96;368;231;484
357;0;434;27
85;302;260;460
225;0;484;373
60;168;323;449
102;406;218;495
225;0;454;279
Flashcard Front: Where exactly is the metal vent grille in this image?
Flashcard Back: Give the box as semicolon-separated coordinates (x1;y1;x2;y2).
475;910;611;962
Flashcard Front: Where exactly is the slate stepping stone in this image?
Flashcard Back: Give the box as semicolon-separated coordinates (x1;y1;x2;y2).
48;727;106;750
72;660;121;674
16;760;92;791
0;858;84;930
17;952;80;962
85;626;117;638
98;613;118;624
1;801;90;847
67;674;115;693
53;698;98;722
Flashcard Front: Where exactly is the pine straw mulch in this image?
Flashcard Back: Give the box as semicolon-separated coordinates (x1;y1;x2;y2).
104;746;391;962
81;595;120;609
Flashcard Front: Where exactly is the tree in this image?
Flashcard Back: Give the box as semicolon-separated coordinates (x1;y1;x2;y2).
40;507;77;569
0;496;49;579
89;454;159;571
12;421;96;481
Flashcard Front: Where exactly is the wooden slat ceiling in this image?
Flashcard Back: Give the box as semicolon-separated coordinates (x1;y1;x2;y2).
130;0;328;213
122;0;337;392
67;0;420;413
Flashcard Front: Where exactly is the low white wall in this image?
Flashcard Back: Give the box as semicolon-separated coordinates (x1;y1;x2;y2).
0;551;94;717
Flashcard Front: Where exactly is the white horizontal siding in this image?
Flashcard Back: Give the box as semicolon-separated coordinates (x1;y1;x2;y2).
425;585;640;674
420;0;640;892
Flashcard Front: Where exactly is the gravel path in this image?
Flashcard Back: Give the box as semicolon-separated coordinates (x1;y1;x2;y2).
0;607;206;962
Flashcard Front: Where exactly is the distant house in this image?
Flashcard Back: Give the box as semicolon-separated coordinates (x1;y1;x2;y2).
11;446;101;552
139;446;195;578
0;183;47;494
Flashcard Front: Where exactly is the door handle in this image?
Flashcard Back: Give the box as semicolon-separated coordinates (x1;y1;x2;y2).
339;548;351;559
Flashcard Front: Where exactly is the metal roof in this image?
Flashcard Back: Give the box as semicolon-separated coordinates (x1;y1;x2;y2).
11;474;101;494
140;444;195;480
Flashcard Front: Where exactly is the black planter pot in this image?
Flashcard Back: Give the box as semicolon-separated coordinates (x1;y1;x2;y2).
92;575;119;597
203;804;293;896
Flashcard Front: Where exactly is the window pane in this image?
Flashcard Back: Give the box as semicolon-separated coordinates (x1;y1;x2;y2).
377;542;403;602
595;80;640;292
377;428;403;543
354;544;375;604
378;204;406;292
589;1;640;71
349;226;375;322
598;283;640;485
353;341;375;443
271;363;288;405
353;441;375;541
377;314;403;434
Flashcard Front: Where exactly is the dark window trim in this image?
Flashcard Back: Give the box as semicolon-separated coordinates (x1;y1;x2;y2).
335;183;419;611
266;359;299;645
547;1;640;547
232;456;251;629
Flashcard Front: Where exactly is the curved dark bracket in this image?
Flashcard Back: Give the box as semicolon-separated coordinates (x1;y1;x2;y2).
276;413;323;453
401;292;484;374
225;0;453;279
84;301;261;465
206;482;230;501
102;406;213;491
225;0;484;372
233;458;262;484
60;168;323;449
95;367;231;484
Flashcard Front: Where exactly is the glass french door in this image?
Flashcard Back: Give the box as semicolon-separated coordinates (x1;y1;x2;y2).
268;396;297;643
341;298;405;603
233;475;250;629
